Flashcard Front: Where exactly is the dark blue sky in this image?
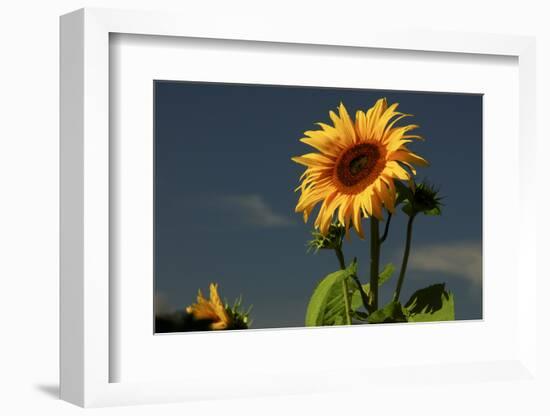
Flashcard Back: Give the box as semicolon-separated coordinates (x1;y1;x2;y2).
154;81;482;328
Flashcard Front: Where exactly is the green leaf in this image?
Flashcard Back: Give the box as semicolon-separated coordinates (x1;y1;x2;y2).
352;311;369;321
405;283;455;322
367;301;408;324
378;263;396;285
350;263;395;311
305;261;357;327
333;315;344;326
423;206;442;216
350;283;369;311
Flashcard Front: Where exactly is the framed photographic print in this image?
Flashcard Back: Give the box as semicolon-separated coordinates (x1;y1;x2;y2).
60;7;539;409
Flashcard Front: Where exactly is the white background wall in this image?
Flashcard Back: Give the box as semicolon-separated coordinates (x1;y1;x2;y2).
0;0;548;415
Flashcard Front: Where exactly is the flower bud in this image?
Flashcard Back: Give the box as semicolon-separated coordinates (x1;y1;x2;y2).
307;222;346;252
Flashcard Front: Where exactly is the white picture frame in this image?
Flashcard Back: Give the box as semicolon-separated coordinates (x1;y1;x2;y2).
60;7;539;408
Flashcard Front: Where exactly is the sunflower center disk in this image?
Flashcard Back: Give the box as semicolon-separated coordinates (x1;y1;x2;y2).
349;155;370;176
336;143;381;188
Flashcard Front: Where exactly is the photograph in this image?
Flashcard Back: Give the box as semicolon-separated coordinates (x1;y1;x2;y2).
153;81;483;332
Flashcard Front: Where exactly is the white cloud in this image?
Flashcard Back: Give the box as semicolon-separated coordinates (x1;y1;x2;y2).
406;241;482;284
219;194;294;228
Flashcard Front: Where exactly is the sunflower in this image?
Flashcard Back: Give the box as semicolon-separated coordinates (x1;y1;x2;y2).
186;283;231;330
292;98;428;237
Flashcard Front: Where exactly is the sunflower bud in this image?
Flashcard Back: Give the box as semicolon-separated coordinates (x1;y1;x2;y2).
307;222;346;252
225;296;253;330
397;180;442;217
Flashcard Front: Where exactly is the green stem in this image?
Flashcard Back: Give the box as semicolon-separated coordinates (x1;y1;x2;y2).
351;274;370;313
334;247;352;325
393;215;416;302
341;280;352;325
369;218;380;312
380;213;392;244
335;247;346;270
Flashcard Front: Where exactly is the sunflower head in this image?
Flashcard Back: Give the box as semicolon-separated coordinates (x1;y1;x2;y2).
186;283;252;330
292;98;428;237
186;283;231;330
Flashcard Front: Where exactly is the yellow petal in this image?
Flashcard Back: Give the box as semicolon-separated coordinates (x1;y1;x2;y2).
403;134;424;141
316;122;341;141
370;190;384;220
380;174;397;198
300;135;342;157
314;191;338;233
292;153;334;167
389;150;429;167
401;161;417;175
352;196;365;238
372;103;400;140
361;187;374;217
355;110;367;141
375;179;395;213
384;125;419;150
324;194;345;225
337;195;353;226
295;187;332;213
385;161;410;180
338;102;357;143
211;321;228;330
342;200;354;237
380;113;412;142
329;110;344;132
365;98;388;138
209;283;222;308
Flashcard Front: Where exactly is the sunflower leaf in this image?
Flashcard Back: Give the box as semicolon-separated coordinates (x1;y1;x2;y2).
352;311;369;321
404;283;455;322
423;206;442;216
367;301;408;324
305;260;357;327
